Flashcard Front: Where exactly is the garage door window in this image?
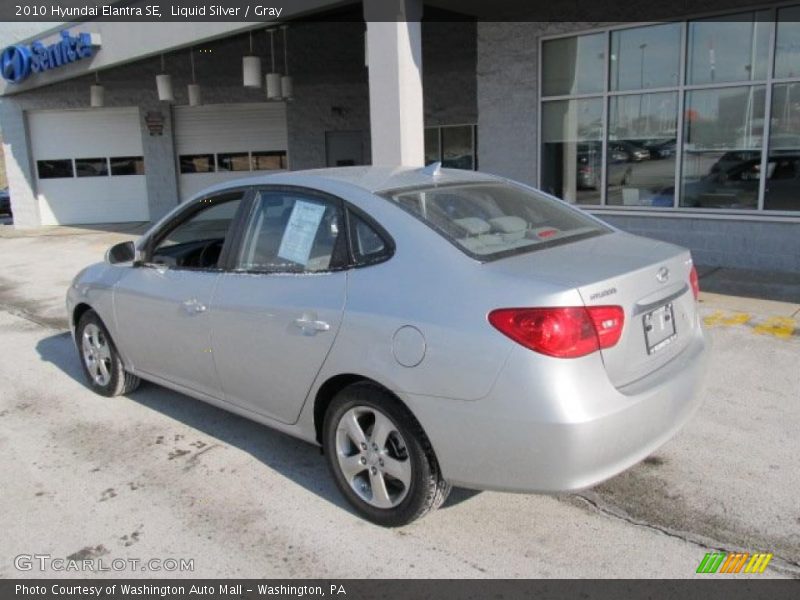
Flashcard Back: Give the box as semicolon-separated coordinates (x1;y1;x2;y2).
252;151;287;171
37;159;74;179
180;154;215;174
110;156;145;176
217;152;250;172
75;158;109;178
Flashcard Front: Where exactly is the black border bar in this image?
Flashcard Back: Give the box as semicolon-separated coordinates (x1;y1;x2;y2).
2;579;800;599
0;0;796;22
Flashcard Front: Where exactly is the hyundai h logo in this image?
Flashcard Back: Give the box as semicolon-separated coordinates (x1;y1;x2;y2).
1;45;31;83
656;267;670;283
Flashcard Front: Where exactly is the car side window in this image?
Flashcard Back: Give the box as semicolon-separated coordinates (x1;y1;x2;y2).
149;191;244;270
236;189;346;273
349;212;391;266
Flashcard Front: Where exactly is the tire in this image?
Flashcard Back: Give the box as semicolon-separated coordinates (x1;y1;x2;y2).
323;382;450;527
76;310;140;397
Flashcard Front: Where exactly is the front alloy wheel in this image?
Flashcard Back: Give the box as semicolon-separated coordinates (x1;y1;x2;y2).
76;310;140;397
323;382;450;527
81;323;112;386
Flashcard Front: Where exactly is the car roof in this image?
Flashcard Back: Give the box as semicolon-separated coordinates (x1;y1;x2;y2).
192;165;500;201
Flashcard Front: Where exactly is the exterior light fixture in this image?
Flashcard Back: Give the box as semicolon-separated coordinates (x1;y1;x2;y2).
188;48;201;106
242;31;262;88
265;28;281;100
156;54;174;102
90;70;104;107
280;25;293;100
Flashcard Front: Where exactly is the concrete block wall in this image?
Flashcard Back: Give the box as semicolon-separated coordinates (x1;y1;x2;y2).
600;214;800;272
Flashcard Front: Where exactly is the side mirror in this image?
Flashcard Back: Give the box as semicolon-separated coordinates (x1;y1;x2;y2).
106;240;137;265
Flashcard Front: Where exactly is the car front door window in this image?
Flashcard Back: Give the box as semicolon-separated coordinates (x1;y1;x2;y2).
150;193;244;269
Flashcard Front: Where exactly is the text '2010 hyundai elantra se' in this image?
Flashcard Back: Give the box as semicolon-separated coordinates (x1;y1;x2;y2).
68;165;707;526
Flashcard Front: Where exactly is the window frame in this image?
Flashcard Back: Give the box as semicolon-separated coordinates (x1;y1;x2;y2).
537;4;800;219
141;187;254;272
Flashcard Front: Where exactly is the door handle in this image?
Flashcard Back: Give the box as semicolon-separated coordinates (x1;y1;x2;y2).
293;317;330;333
181;298;207;315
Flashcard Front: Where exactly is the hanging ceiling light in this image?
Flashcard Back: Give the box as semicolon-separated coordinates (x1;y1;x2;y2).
243;31;262;88
265;28;281;100
90;71;104;107
280;25;293;100
156;54;174;102
188;48;201;106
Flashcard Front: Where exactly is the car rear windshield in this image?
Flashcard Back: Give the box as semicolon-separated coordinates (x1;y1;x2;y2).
385;182;610;261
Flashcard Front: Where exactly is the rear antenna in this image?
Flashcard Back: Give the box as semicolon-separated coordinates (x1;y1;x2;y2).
420;161;442;178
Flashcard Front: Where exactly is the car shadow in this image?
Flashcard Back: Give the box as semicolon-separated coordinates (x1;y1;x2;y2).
35;332;481;518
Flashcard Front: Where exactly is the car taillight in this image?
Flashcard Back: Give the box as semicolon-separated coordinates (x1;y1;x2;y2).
586;305;625;349
689;265;700;301
488;306;625;359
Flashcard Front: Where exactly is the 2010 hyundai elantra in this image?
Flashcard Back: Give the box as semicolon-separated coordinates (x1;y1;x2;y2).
67;165;707;526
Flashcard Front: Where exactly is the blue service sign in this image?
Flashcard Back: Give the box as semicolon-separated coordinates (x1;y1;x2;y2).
1;31;100;84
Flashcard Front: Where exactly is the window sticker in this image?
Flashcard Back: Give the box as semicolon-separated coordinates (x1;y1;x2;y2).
277;200;327;266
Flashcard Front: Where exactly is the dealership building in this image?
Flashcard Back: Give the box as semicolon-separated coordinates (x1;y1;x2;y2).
0;0;798;272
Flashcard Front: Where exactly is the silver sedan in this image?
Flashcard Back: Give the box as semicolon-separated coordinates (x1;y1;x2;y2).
67;166;707;526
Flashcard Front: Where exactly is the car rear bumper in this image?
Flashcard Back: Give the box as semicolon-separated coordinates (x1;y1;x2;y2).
405;322;708;493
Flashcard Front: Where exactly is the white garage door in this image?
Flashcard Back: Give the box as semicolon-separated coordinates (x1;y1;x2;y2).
174;103;288;202
29;107;148;225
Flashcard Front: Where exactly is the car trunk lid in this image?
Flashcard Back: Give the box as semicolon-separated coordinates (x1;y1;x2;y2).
488;232;698;388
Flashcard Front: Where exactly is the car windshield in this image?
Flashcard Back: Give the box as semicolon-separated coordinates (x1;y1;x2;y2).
385;182;610;260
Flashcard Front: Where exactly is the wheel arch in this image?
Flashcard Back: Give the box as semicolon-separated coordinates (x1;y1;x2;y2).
313;374;428;448
72;302;94;330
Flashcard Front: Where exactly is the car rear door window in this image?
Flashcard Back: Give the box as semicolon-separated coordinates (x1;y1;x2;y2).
236;190;347;273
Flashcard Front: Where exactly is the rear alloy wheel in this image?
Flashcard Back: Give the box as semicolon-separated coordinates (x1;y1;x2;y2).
323;383;450;527
76;310;140;397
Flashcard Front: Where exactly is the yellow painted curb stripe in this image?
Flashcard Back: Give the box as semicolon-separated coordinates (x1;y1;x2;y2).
753;317;796;339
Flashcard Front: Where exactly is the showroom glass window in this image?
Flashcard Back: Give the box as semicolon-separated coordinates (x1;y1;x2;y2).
424;125;478;170
539;6;800;213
